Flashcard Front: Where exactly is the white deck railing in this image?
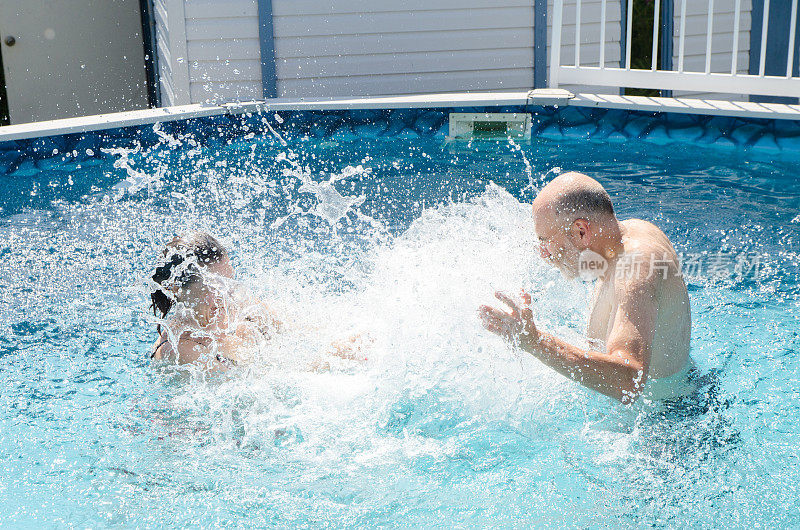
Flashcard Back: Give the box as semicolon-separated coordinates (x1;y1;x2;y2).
549;0;800;98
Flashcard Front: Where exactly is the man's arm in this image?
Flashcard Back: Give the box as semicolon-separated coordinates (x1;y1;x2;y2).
479;277;658;403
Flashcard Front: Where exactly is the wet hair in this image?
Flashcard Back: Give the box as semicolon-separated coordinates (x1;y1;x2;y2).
553;187;615;221
150;231;228;320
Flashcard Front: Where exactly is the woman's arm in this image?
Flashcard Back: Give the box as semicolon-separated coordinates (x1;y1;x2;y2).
152;330;174;360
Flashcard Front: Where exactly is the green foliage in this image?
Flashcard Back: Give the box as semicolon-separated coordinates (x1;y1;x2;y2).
625;0;663;96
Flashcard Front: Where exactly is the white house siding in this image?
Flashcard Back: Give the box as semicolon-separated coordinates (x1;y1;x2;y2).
671;0;752;100
153;0;175;105
154;0;192;105
155;0;752;104
547;0;623;95
271;0;535;97
156;0;541;103
183;0;262;103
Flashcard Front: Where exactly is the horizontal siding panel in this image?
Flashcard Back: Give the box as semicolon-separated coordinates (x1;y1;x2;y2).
277;48;534;79
557;45;622;66
160;76;176;106
278;69;534;97
272;0;533;16
678;33;750;58
186;17;259;40
191;59;260;82
272;7;534;38
274;28;534;58
670;0;752;93
176;0;541;101
185;0;257;19
678;51;751;73
191;80;262;102
556;19;622;66
154;0;173;106
552;2;622;23
682;0;744;16
557;48;622;67
154;0;168;21
188;39;261;61
675;12;752;36
556;23;622;45
154;1;169;35
157;43;172;77
156;25;172;67
547;0;622;69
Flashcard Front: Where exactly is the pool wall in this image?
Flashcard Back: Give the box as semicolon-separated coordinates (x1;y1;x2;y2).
1;98;800;178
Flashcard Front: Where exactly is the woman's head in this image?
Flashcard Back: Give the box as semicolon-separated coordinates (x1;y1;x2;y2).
150;231;233;319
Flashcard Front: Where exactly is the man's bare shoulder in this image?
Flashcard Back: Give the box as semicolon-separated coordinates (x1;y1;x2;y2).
620;219;679;257
615;219;684;292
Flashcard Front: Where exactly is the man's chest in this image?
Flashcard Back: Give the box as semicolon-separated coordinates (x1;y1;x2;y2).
587;279;616;344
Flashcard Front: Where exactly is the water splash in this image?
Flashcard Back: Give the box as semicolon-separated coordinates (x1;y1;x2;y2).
1;124;798;526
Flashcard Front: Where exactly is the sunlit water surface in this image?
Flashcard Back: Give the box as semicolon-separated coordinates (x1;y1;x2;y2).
1;122;799;527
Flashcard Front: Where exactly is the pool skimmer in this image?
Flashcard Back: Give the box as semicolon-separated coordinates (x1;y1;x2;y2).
448;112;532;140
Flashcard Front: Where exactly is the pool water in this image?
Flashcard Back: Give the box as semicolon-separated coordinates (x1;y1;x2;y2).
1;118;799;527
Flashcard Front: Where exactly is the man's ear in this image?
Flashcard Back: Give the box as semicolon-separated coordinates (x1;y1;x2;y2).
571;218;591;245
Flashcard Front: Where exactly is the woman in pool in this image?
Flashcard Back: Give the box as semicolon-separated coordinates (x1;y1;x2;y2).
150;231;279;369
150;231;367;370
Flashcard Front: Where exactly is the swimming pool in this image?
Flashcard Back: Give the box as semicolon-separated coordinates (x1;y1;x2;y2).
1;106;799;526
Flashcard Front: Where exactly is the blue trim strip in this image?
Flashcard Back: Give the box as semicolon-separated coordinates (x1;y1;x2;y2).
257;0;277;99
749;0;800;103
660;0;674;97
533;0;547;88
750;0;763;80
620;0;628;69
534;0;547;88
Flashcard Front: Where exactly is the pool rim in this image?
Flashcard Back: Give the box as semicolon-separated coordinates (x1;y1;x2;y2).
1;89;799;144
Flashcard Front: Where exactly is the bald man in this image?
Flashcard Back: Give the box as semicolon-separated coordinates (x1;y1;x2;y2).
479;172;693;404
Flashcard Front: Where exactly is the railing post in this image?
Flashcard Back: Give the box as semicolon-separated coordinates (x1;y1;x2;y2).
759;0;771;77
788;0;798;77
652;0;661;70
599;0;607;68
626;0;634;69
575;0;582;66
732;0;742;74
705;0;715;74
678;0;687;72
560;0;799;99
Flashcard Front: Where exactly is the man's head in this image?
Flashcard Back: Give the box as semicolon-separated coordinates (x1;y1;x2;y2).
150;231;234;319
532;172;618;279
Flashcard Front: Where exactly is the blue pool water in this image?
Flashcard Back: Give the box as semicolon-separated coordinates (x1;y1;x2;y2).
1;113;799;527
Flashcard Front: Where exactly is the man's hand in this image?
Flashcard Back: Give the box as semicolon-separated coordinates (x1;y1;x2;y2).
478;291;539;350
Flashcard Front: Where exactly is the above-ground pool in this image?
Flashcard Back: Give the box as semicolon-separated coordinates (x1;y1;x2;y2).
1;106;799;527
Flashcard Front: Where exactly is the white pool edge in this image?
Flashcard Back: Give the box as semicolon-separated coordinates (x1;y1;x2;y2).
1;89;799;143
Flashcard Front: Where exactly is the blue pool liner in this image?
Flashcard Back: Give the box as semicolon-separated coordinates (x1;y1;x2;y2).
1;105;799;177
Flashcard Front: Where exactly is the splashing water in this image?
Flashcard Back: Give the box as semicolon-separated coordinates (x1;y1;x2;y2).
0;120;799;527
271;149;371;229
